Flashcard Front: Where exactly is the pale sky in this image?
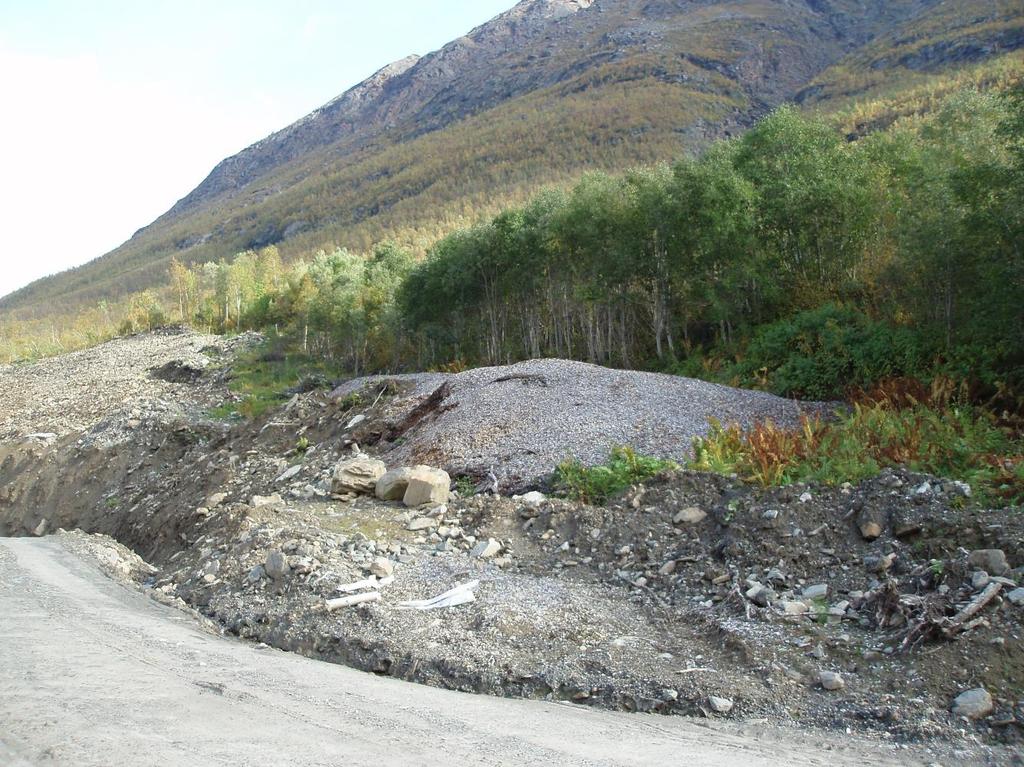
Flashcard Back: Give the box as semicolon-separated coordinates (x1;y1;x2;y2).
0;0;513;299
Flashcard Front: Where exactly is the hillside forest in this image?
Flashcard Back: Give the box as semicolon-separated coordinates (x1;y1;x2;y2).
1;85;1022;396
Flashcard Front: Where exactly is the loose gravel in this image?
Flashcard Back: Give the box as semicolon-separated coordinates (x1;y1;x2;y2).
335;358;836;489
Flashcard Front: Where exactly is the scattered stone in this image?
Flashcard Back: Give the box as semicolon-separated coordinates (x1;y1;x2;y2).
952;688;994;720
471;538;501;559
264;550;289;579
818;671;845;691
798;492;812;503
205;492;228;508
332;456;387;495
1006;588;1024;606
968;550;1009;576
369;557;394;578
971;571;991;591
251;493;284;508
745;583;772;607
659;560;677;576
517;491;547;508
406;517;438;531
781;600;810;616
345;414;366;429
276;464;302;483
33;519;48;537
708;696;734;714
857;507;886;541
247;565;265;583
403;466;451;507
864;553;895;573
802;584;828;600
673;507;707;525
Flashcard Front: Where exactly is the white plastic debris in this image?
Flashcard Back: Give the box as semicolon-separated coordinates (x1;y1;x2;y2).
335;575;394;593
325;592;381;611
398;580;480;611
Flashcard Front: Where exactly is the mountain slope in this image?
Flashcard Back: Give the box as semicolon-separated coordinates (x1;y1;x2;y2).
3;0;1022;318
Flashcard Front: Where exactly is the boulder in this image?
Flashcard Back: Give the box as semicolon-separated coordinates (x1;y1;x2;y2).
952;688;993;720
403;466;451;507
375;467;416;501
968;549;1009;575
332;456;387;495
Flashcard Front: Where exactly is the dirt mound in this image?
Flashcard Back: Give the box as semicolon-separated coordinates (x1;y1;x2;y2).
333;359;835;490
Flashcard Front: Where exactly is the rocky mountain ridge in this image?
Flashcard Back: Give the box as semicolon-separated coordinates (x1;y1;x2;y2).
2;0;1022;317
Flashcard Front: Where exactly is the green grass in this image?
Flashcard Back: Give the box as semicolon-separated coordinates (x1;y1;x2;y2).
689;404;1023;506
554;446;679;505
209;340;344;420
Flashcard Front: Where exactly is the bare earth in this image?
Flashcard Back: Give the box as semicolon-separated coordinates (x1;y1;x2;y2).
0;536;927;767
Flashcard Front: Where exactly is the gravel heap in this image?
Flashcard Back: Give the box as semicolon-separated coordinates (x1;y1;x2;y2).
0;328;253;440
335;358;834;489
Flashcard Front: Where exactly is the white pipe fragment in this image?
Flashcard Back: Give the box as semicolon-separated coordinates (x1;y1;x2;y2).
398;580;480;611
326;592;381;611
336;576;379;593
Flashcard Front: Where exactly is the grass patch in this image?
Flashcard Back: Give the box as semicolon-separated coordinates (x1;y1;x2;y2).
209;340;345;420
689;404;1023;506
554;446;678;505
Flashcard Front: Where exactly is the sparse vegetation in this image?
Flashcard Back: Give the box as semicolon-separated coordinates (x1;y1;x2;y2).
689;405;1024;506
554;446;678;504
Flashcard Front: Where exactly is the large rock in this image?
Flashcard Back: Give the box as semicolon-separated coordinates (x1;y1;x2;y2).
375;467;416;501
332;455;387;495
402;466;451;507
952;688;993;720
968;549;1009;575
264;550;289;580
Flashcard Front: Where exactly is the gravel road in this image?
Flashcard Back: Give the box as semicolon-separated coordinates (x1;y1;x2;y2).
0;537;927;767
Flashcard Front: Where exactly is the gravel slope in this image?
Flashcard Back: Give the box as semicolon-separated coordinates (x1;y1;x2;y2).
336;358;835;488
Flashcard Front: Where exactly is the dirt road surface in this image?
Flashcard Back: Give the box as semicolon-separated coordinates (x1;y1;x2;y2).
0;537;935;767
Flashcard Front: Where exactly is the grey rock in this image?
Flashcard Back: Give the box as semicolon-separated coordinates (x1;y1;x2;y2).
780;600;809;616
968;550;1009;575
708;696;734;714
264;550;289;579
971;570;991;590
406;517;438;531
745;583;772;607
471;538;501;559
251;493;284;508
1006;587;1024;606
369;557;394;578
247;565;266;583
673;507;707;525
818;671;844;691
952;688;993;720
802;584;829;600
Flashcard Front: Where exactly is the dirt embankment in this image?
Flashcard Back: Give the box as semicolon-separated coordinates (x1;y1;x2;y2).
1;330;1022;764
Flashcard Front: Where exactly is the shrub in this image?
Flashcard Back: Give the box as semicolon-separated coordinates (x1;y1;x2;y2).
733;305;931;399
554;446;678;505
